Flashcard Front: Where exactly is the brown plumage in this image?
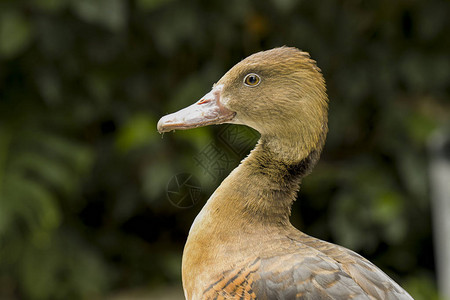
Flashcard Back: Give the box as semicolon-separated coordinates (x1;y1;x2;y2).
158;47;413;300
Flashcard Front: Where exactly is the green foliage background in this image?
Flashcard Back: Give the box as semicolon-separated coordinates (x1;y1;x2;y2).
0;0;449;299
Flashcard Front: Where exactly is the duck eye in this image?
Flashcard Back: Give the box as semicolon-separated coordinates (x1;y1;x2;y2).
243;73;261;87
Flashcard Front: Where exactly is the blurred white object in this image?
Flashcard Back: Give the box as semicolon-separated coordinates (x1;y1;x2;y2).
428;129;450;299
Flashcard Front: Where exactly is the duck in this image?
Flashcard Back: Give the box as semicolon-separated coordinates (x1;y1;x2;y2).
157;47;413;300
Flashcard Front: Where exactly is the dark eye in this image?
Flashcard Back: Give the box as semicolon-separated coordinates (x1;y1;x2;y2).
243;73;261;87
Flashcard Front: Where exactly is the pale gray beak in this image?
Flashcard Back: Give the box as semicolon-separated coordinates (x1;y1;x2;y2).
157;85;235;133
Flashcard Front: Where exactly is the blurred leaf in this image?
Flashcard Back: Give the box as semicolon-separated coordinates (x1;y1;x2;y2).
0;126;12;191
331;189;378;252
151;6;199;54
33;0;68;12
86;72;113;102
399;51;429;92
38;133;93;174
0;11;33;58
174;127;212;152
373;191;407;244
13;152;75;193
270;0;297;14
159;250;182;281
137;0;175;11
35;68;62;105
417;2;448;41
116;114;158;152
4;174;61;246
0;125;95;298
373;191;402;224
169;74;210;111
397;150;428;205
142;160;174;203
407;111;437;145
21;232;110;300
70;0;126;31
404;273;442;300
330;160;409;251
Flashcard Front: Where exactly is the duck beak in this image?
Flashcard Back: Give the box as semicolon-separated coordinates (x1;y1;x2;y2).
157;85;235;133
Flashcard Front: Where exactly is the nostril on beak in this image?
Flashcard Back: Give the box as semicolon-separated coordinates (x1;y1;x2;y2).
198;98;210;104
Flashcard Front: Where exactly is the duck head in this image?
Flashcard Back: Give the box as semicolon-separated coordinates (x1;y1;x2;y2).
158;47;328;162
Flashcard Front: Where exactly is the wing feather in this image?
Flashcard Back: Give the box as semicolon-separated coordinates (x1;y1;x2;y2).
200;234;413;299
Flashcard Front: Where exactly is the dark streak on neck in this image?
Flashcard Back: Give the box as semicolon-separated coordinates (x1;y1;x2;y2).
239;143;320;225
284;149;318;179
251;139;319;184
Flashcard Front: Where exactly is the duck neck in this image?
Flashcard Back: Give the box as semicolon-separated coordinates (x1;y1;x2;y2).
210;133;322;227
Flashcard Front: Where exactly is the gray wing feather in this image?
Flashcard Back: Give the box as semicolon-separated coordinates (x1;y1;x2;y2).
251;234;414;300
254;254;372;299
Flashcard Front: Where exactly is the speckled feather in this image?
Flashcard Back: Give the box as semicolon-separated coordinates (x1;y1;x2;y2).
198;231;412;300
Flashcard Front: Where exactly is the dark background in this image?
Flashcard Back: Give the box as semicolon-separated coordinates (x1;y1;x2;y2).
0;0;449;299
